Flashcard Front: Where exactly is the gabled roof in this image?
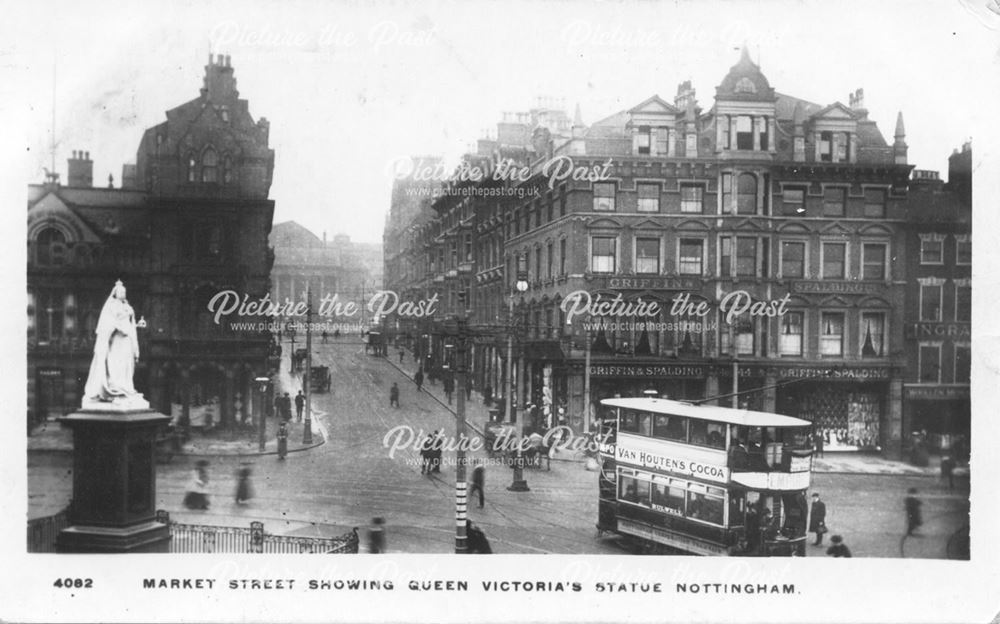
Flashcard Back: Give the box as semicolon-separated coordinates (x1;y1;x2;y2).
811;101;858;120
628;95;679;115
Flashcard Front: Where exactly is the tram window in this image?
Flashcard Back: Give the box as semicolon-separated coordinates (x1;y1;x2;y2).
637;412;651;436
620;411;639;433
652;414;687;441
689;420;726;448
619;476;649;505
687;493;725;525
651;483;686;515
621;410;651;436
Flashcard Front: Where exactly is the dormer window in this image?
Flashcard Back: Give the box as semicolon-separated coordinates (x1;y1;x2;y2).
201;148;218;183
735;77;757;94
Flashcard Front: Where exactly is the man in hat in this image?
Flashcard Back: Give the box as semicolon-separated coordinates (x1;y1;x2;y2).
294;390;305;422
826;534;851;557
390;382;400;408
809;492;827;546
277;421;289;460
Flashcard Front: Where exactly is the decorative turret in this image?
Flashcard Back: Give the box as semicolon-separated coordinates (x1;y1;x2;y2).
893;111;907;165
715;45;775;102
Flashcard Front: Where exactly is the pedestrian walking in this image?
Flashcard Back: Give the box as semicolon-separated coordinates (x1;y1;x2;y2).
321;330;328;344
235;466;253;505
905;488;923;536
443;376;454;405
295;390;305;422
277;421;289;460
483;384;492;406
470;460;485;509
826;534;852;557
414;369;424;393
809;492;827;546
398;347;405;363
465;520;492;554
941;455;956;490
420;433;434;475
280;392;292;421
744;502;761;554
390;382;400;408
183;460;210;510
431;430;443;473
813;429;825;458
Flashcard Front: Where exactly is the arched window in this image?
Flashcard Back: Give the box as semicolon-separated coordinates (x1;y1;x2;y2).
222;155;233;184
36;227;67;266
737;173;758;215
186;153;197;182
201;148;218;183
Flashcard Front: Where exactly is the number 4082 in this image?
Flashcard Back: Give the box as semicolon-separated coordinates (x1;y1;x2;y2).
54;578;93;588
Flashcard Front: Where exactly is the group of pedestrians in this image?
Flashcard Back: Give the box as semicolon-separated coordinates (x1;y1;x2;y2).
183;461;258;509
803;487;926;557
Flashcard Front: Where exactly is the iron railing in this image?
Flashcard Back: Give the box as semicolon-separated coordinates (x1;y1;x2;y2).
27;509;358;554
27;507;70;552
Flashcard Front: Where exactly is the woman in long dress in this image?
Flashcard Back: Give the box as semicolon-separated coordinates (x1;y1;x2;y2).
83;280;140;402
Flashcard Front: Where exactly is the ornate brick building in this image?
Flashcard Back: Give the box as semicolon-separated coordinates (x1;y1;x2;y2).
384;49;928;456
28;54;276;431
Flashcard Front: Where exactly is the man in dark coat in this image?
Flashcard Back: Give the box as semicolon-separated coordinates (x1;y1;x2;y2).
277;421;288;460
905;488;923;536
390;382;399;408
465;520;492;554
809;492;827;546
294;391;305;422
414;369;424;393
419;433;433;475
470;460;485;508
744;502;761;554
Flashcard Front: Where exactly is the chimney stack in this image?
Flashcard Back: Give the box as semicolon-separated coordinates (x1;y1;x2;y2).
848;88;868;119
67;149;94;187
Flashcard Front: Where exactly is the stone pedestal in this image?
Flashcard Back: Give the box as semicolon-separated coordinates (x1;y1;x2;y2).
56;405;172;553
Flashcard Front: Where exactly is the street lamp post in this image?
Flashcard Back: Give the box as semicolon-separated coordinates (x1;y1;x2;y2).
508;272;529;492
303;286;313;445
255;376;270;452
454;291;470;553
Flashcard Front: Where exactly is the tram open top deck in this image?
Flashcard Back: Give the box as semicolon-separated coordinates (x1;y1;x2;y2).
600;397;812;429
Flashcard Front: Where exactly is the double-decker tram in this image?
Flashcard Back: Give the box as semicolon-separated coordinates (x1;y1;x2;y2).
596;397;814;556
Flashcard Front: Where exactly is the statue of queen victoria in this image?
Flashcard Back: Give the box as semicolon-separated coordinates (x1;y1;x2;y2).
82;280;149;409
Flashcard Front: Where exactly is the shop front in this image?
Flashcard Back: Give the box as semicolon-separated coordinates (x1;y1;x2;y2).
773;365;895;452
903;384;970;457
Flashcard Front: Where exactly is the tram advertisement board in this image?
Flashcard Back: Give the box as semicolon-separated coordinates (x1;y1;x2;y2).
615;433;730;484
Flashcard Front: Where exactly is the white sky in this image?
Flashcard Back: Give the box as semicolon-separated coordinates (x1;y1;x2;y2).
3;0;997;245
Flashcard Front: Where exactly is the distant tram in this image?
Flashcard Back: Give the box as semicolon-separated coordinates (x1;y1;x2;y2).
596;397;814;556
